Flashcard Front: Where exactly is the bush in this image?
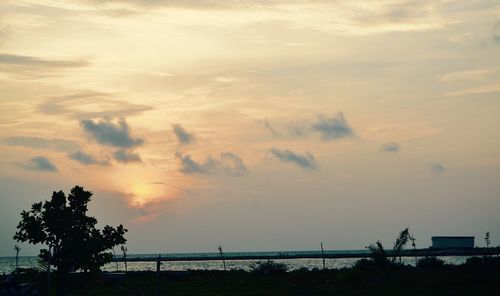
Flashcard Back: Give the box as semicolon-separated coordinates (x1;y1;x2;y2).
416;257;446;269
250;260;288;274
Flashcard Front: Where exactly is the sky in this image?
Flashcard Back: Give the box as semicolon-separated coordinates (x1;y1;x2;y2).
0;0;499;256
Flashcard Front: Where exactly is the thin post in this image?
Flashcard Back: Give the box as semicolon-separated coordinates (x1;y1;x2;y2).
46;245;51;296
320;242;326;270
156;255;161;296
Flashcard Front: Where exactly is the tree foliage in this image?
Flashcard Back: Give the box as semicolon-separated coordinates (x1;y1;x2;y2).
13;186;127;273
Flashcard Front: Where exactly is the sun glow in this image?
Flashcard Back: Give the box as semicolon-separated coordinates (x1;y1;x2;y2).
131;183;152;207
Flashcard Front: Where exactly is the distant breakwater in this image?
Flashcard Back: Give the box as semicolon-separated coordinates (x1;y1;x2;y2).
114;248;500;262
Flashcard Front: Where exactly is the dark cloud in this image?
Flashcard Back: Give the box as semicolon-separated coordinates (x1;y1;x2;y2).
81;117;144;148
113;149;142;163
16;156;58;172
172;123;195;144
270;148;317;170
430;163;446;174
381;142;400;153
311;113;353;141
68;150;109;165
0;53;89;79
2;136;79;152
39;92;153;119
176;152;248;176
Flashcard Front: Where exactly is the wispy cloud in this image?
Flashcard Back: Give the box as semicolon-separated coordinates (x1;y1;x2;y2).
0;53;89;79
68;150;109;165
16;156;58;172
39;92;153;119
69;0;453;35
172;123;195;144
176;152;248;176
270;148;317;170
113;149;142;163
380;142;400;153
264;118;280;136
445;82;500;96
0;53;88;67
430;163;446;174
440;69;493;83
288;121;311;138
2;136;79;152
81;117;144;148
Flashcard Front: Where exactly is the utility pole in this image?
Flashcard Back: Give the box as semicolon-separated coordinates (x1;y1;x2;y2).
156;254;161;296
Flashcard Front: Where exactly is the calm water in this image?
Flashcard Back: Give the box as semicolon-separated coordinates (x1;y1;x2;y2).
0;250;470;275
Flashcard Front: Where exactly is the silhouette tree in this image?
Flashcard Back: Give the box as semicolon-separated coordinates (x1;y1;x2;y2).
218;246;226;271
367;241;388;266
392;228;410;263
121;245;128;272
13;186;127;295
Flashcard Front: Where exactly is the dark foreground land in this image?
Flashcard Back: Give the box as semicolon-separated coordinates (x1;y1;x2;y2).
5;257;500;296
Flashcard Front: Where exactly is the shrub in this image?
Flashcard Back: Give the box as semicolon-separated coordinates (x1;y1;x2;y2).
416;257;446;269
250;260;288;274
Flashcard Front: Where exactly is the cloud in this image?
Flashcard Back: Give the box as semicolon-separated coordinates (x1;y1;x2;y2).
381;142;400;153
0;53;88;67
444;82;500;96
440;69;493;83
172;123;195;144
81;117;144;148
264;113;354;141
176;152;248;176
2;136;79;152
0;53;89;79
39;92;153;119
288;122;311;137
430;163;446;174
16;156;58;172
270;148;317;170
113;149;142;163
68;150;109;165
264;118;280;136
311;113;353;141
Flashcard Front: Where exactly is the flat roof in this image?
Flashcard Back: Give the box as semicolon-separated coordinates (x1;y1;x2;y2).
432;236;474;239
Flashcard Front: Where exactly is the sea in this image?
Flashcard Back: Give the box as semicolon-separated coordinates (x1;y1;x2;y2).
0;250;470;275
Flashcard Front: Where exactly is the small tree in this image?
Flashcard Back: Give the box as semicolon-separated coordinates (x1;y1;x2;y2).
14;245;21;272
218;245;226;271
392;228;410;263
367;241;389;266
13;186;127;294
